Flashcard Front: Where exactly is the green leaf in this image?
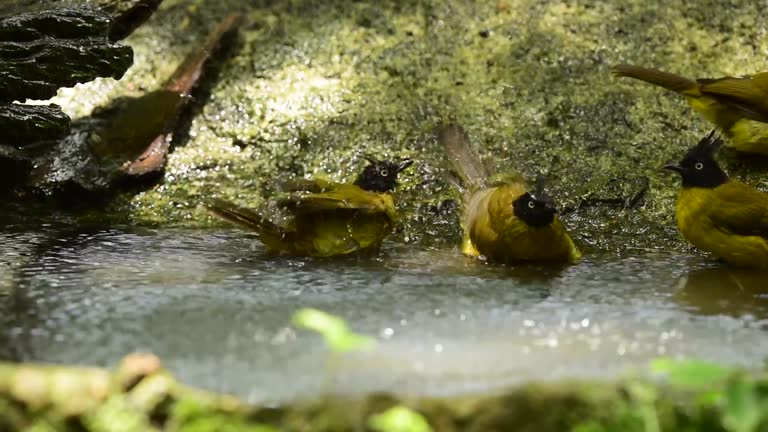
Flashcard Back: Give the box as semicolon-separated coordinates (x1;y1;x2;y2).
571;422;606;432
369;406;433;432
695;389;723;407
722;378;762;432
172;398;279;432
292;308;376;353
649;358;733;390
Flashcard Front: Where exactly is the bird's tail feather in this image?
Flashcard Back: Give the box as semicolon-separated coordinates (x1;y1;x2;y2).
436;124;489;191
612;64;698;94
203;198;286;235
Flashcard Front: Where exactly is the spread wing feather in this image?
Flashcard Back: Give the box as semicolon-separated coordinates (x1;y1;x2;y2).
700;77;768;122
276;186;388;214
203;198;289;234
437;124;490;189
277;177;334;193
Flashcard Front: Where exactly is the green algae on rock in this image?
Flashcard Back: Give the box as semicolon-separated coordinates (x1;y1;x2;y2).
8;0;764;253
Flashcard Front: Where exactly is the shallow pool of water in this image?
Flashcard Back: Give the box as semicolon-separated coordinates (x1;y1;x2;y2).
1;225;768;403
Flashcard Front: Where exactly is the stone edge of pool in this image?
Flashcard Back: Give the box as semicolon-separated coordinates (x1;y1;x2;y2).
0;353;764;431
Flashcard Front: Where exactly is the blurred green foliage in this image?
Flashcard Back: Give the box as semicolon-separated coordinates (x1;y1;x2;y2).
292;307;377;353
369;405;433;432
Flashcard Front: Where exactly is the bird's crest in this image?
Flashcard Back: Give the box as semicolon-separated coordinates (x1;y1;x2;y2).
688;129;724;158
530;173;556;208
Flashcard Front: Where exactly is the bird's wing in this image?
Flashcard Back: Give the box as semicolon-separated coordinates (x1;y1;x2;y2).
708;182;768;238
750;71;768;93
612;64;699;95
277;186;390;215
699;77;768;122
436;124;490;189
277;176;335;193
203;198;289;233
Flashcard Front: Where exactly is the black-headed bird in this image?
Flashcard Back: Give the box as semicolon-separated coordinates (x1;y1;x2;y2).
437;124;580;264
204;157;413;257
664;130;768;268
613;64;768;155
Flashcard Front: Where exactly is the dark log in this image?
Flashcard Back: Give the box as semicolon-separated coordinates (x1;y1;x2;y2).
0;104;70;148
0;8;133;104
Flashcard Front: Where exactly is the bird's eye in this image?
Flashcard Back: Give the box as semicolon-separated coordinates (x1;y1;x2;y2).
695;162;704;170
380;169;389;176
528;201;535;209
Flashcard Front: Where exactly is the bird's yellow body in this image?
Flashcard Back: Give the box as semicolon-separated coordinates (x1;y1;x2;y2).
265;184;397;257
438;124;580;264
205;158;412;258
675;182;768;268
614;64;768;155
461;184;581;263
665;131;768;268
720;118;768;155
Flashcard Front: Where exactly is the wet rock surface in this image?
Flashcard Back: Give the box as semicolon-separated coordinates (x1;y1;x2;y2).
4;0;768;251
24;13;242;195
0;0;166;190
0;104;71;147
90;0;165;41
0;4;136;187
28;0;764;252
0;8;132;104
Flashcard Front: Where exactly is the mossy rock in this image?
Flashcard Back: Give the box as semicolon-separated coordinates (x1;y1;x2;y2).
29;0;765;252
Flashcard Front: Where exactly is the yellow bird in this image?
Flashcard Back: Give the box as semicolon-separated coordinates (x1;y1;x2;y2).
204;157;413;257
613;64;768;155
437;124;580;264
664;130;768;268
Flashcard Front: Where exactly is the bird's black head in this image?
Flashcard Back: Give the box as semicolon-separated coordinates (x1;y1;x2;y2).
663;130;728;188
512;178;558;228
354;157;413;192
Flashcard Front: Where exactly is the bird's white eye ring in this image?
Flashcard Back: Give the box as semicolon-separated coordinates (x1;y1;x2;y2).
380;169;389;176
695;162;704;170
528;201;535;209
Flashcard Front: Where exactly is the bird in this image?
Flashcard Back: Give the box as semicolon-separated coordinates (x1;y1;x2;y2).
203;157;413;257
664;130;768;268
436;123;580;264
612;64;768;155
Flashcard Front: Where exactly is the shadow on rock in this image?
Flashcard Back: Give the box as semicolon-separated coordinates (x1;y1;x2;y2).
25;13;243;200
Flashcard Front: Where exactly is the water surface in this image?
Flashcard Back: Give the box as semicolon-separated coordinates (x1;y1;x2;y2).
1;226;767;403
